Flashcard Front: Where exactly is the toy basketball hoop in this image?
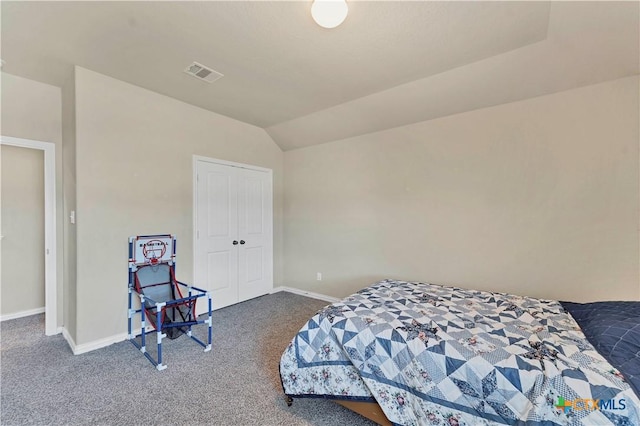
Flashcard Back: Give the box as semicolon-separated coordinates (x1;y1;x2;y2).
129;234;175;268
142;239;167;265
127;233;212;371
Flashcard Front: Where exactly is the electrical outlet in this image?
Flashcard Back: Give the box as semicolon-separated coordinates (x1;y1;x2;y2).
316;272;322;281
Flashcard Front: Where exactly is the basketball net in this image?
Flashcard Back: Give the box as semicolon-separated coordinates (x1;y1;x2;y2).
142;239;167;271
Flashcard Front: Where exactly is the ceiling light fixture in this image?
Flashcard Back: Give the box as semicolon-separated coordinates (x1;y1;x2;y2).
311;0;348;29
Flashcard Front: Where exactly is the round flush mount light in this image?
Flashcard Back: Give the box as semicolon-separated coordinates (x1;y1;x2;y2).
311;0;348;29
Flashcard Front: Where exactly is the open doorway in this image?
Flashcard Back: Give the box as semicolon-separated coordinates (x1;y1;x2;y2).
0;136;57;335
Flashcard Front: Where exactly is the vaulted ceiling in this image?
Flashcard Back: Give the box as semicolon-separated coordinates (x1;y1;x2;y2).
2;1;638;151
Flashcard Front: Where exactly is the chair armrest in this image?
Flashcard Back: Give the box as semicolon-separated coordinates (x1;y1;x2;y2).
162;294;200;308
135;292;159;306
190;286;209;294
176;281;208;295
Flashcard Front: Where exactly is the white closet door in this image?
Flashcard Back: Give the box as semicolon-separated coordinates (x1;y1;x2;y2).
194;158;273;311
237;168;272;302
195;161;239;310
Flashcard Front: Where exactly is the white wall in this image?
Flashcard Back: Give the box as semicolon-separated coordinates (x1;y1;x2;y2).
284;76;640;302
1;73;64;325
74;67;283;345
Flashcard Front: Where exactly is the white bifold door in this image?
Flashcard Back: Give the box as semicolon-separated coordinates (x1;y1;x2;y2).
194;159;273;311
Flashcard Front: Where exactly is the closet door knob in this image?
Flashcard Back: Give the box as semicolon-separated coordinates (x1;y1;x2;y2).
240;240;246;245
233;240;239;245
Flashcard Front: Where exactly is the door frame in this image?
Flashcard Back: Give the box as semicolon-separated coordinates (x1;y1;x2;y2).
1;136;57;336
192;155;273;303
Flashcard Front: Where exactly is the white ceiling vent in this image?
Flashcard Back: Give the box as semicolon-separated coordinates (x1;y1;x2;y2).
184;61;223;83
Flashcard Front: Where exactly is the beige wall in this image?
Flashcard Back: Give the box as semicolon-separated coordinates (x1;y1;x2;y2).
3;67;638;346
284;76;640;302
74;67;283;345
1;73;64;325
1;146;45;315
61;71;77;339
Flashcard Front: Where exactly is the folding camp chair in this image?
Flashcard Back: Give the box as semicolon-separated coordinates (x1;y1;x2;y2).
128;234;212;370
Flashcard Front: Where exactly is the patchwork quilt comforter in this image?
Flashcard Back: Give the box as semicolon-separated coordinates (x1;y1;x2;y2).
561;301;640;397
280;280;640;425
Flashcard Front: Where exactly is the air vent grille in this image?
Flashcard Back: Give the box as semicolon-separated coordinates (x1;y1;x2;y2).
184;61;223;83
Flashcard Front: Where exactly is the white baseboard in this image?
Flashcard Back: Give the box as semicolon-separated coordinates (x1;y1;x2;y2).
73;332;129;355
62;289;338;356
271;286;340;303
0;307;45;322
61;327;77;353
63;326;152;355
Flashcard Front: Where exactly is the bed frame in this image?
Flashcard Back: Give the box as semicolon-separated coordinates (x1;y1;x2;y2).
286;396;391;425
334;400;392;426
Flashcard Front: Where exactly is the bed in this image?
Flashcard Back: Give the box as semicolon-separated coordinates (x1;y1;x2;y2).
279;279;640;425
